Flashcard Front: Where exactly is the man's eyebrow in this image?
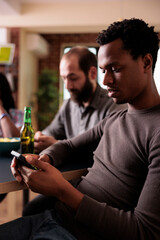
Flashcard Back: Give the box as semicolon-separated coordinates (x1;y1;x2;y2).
100;62;120;69
61;73;77;78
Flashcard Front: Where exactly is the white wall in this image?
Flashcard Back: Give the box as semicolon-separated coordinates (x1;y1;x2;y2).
154;49;160;94
19;29;38;130
0;0;159;33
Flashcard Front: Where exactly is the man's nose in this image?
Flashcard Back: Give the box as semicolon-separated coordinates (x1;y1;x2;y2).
65;79;73;90
103;72;114;86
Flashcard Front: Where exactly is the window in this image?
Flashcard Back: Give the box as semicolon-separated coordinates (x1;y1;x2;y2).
0;28;8;43
154;48;160;94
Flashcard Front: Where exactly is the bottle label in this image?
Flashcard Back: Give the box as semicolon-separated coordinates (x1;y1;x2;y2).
20;137;34;154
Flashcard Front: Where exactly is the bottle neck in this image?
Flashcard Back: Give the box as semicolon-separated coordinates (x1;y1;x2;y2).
23;108;32;124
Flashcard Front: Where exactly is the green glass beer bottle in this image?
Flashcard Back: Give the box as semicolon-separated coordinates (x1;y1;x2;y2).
20;106;34;154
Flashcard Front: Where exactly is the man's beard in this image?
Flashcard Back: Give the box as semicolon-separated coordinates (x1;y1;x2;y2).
69;76;93;105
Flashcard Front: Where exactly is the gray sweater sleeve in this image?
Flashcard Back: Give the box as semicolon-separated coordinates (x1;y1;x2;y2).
40;119;106;167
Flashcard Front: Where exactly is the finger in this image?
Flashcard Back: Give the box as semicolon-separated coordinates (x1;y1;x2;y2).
34;131;43;141
20;165;35;178
24;154;39;169
38;154;51;163
11;166;23;182
35;135;47;142
26;157;50;171
34;141;43;149
25;154;39;160
11;157;17;168
10;158;22;182
34;141;41;151
17;168;30;188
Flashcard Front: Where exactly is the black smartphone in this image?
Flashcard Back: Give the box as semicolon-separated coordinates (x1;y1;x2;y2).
11;150;37;170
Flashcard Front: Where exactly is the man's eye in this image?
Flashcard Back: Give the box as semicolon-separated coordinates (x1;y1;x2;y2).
70;77;78;81
102;69;106;74
111;67;120;73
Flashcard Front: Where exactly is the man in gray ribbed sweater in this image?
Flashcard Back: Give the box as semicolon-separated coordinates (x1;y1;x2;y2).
1;18;160;240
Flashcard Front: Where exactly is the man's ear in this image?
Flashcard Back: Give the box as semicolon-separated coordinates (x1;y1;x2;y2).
143;54;153;72
89;66;97;80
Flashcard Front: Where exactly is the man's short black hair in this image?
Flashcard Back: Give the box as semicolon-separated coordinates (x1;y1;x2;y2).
97;18;159;71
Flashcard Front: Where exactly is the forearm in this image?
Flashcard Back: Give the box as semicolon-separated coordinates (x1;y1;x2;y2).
58;179;84;211
0;105;20;137
0;115;20;137
41;123;104;167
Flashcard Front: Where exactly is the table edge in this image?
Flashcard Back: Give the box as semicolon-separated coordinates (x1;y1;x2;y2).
0;168;88;194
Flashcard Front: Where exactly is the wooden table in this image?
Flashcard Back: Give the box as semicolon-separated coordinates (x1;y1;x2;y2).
0;154;88;194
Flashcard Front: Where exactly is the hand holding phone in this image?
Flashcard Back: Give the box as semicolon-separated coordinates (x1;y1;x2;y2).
11;150;37;170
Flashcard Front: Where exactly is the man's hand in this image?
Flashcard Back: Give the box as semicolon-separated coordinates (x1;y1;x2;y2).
10;154;39;183
19;156;84;211
34;131;57;153
10;154;51;182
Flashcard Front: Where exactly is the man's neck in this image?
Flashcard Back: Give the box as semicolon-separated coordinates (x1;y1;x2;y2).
128;92;160;111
